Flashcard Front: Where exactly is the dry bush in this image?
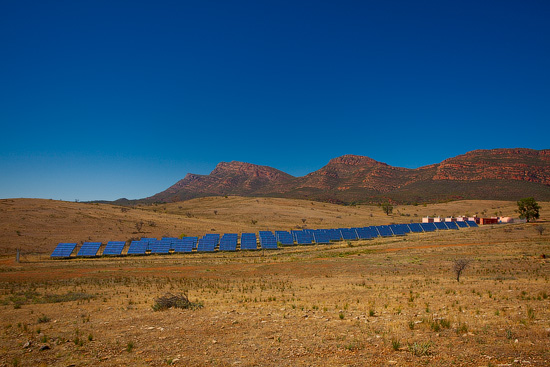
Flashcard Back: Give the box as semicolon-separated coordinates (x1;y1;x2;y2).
152;293;203;311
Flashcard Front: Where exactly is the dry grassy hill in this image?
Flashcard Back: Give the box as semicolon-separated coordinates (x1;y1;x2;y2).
0;197;546;255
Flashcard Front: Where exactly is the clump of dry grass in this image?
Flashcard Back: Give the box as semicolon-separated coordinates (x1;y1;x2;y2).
152;292;203;311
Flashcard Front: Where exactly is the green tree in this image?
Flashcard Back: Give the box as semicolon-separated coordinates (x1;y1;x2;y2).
516;197;541;222
381;201;393;216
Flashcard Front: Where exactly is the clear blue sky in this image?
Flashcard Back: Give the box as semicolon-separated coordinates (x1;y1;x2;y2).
1;0;549;201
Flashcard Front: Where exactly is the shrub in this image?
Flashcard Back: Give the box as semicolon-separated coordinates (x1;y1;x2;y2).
37;315;50;323
152;293;203;311
408;341;432;356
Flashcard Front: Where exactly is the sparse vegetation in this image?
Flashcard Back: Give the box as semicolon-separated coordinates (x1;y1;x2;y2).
152;293;203;311
453;258;471;282
0;198;549;365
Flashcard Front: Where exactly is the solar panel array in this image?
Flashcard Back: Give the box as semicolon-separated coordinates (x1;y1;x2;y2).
408;223;424;233
292;230;313;245
127;240;148;255
444;221;459;230
103;241;125;256
340;228;358;240
456;221;469;228
149;239;171;254
220;233;238;251
241;233;258;250
259;231;278;249
312;230;331;244
420;223;437;232
434;222;448;230
173;237;197;253
197;234;219;252
52;217;483;258
275;231;294;246
51;243;77;257
77;242;101;257
377;225;394;237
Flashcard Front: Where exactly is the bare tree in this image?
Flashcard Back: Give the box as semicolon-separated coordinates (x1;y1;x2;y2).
453;259;471;282
135;221;144;233
301;218;307;224
534;225;545;236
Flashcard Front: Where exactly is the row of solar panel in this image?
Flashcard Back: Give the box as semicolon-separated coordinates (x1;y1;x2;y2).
51;221;478;257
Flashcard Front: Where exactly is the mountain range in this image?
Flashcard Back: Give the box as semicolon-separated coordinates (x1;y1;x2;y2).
131;148;550;204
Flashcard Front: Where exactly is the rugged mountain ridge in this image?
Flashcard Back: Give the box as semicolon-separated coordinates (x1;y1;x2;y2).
145;148;550;204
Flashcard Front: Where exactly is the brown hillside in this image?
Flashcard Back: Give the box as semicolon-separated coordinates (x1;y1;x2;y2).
145;148;550;204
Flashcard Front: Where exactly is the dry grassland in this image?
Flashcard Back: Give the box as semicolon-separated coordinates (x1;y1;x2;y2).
0;198;549;366
0;197;532;255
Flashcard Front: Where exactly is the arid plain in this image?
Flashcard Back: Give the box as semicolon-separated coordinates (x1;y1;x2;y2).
0;198;549;366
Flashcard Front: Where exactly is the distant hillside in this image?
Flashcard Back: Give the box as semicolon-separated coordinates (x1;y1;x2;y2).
140;148;550;204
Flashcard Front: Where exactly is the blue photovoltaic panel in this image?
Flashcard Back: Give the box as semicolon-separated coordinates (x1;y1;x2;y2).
398;224;411;233
103;241;125;256
51;243;77;257
340;228;358;240
127;241;148;255
259;231;278;249
355;227;373;240
240;233;258;250
312;230;331;244
149;239;171;254
327;229;342;241
365;227;380;238
420;223;437;232
408;223;424;233
173;237;197;253
390;225;407;236
220;233;238;251
466;220;478;227
197;234;219;252
275;231;294;245
445;221;459;230
292;230;313;245
456;221;468;228
377;225;394;237
77;242;101;257
434;222;448;230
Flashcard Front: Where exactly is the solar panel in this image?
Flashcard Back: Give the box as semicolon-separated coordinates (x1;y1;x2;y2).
259;231;278;250
240;233;258;250
219;233;238;251
275;231;294;246
149;239;171;254
292;230;313;245
445;221;459;230
354;227;371;240
466;220;478;227
365;226;380;238
312;230;331;244
103;241;125;256
389;224;407;236
408;223;424;233
173;237;197;253
77;242;101;257
420;223;437;232
377;225;394;237
456;221;469;228
326;229;342;241
434;222;448;230
197;234;219;252
340;228;358;240
51;243;77;257
127;240;148;255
